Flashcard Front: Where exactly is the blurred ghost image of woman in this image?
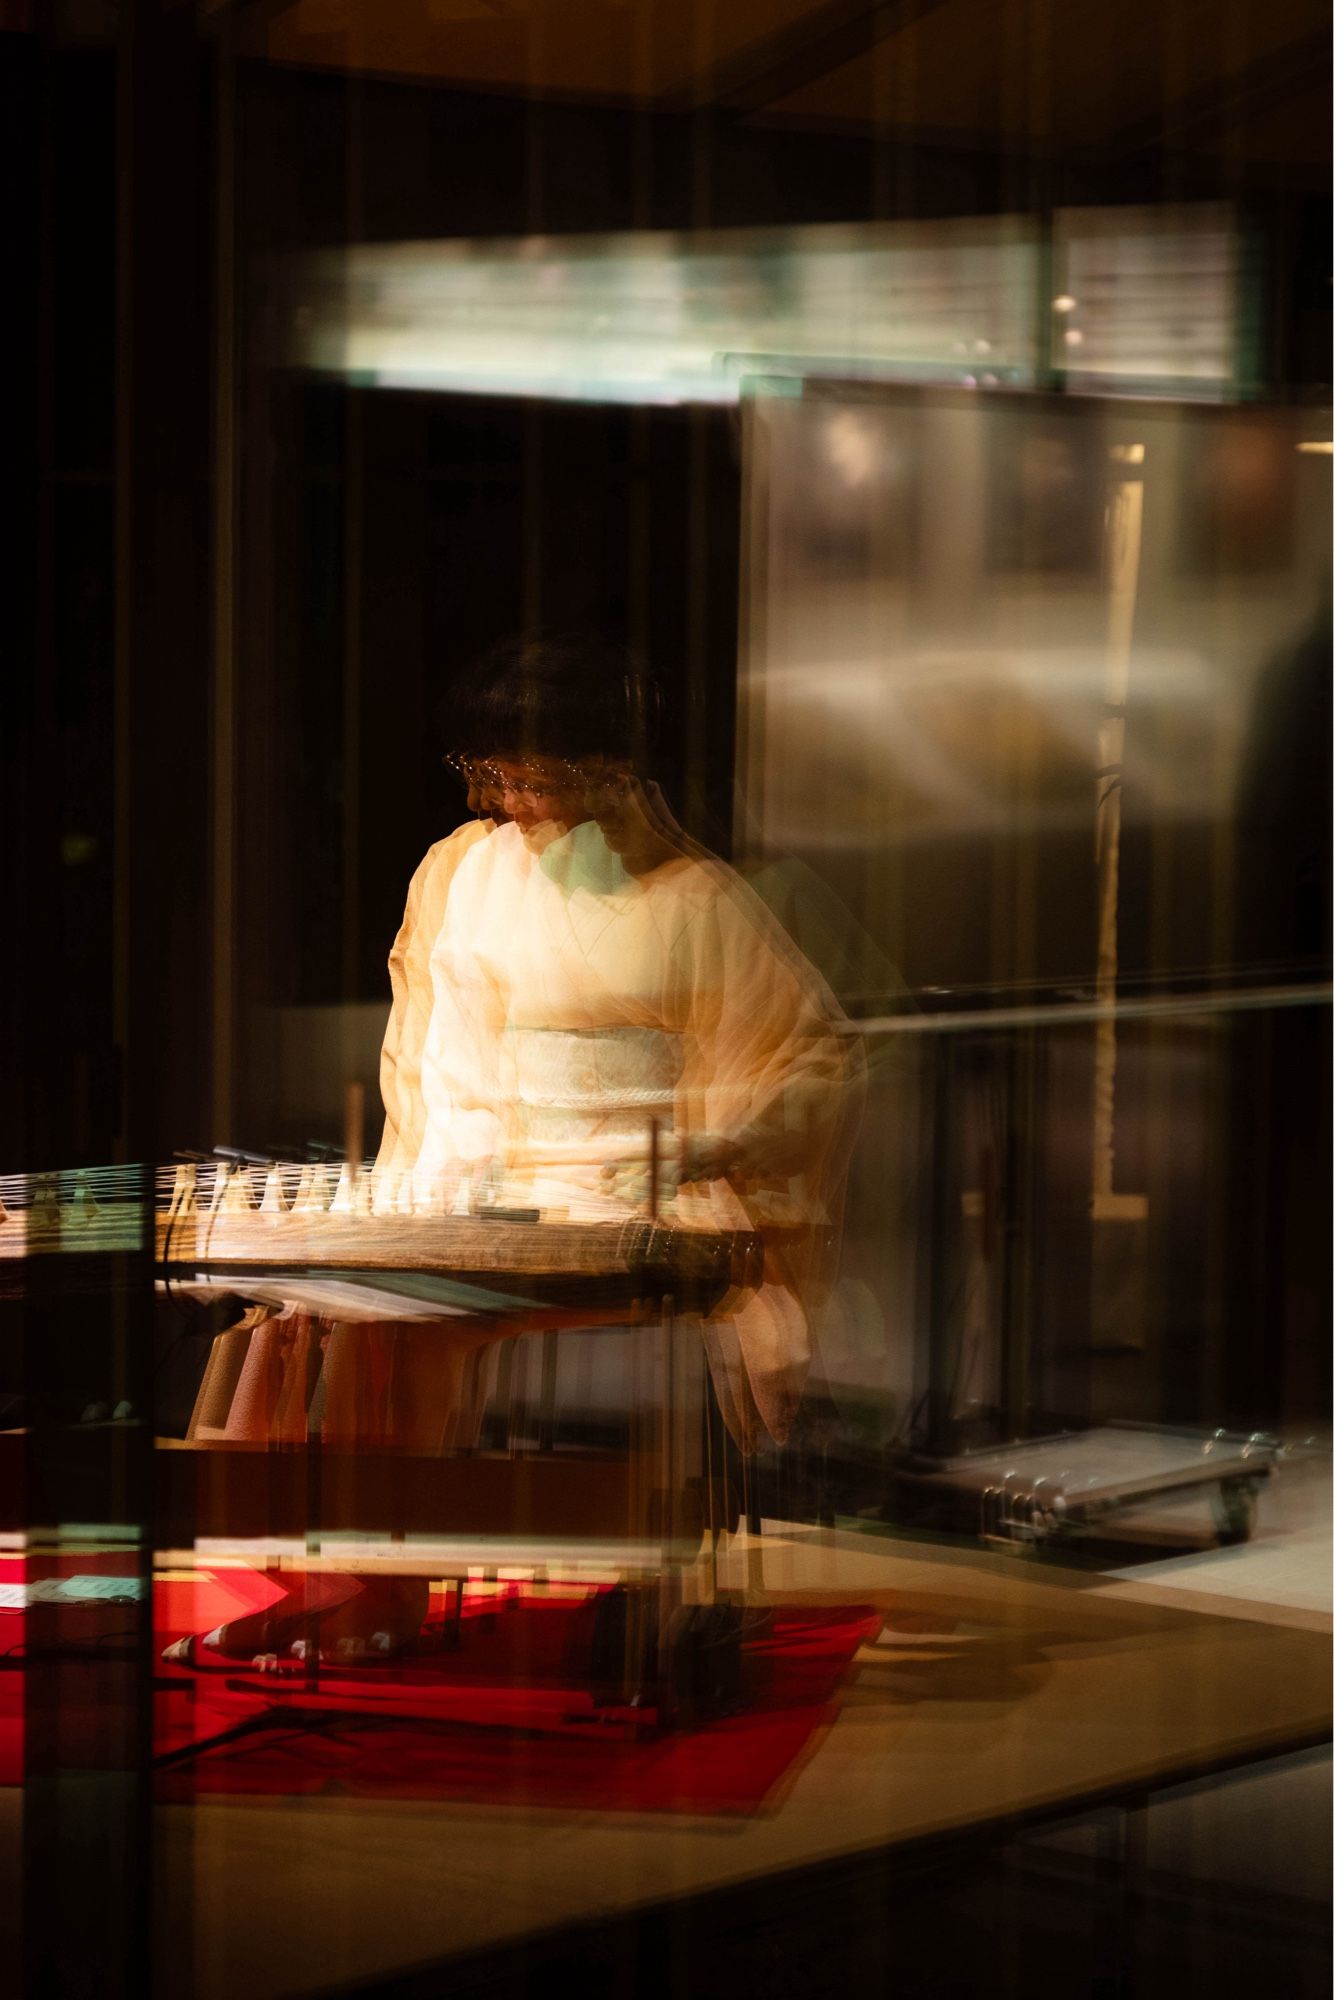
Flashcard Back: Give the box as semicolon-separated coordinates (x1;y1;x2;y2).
174;636;859;1661
413;636;862;1451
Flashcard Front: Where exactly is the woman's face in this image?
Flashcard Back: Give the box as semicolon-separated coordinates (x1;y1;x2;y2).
464;765;506;819
582;763;678;874
485;756;590;835
456;752;677;866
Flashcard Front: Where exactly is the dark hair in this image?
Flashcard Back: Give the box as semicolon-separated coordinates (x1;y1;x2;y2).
446;633;661;767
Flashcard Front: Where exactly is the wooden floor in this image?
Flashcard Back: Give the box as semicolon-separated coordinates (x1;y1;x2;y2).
152;1507;1333;2000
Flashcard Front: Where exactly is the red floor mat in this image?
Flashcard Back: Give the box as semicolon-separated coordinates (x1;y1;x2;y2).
2;1559;878;1814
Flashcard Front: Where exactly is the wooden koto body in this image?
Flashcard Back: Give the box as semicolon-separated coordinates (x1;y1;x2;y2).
0;1163;763;1314
159;1208;757;1311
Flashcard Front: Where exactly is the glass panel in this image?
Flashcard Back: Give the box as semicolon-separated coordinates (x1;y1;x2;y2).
737;382;1331;1471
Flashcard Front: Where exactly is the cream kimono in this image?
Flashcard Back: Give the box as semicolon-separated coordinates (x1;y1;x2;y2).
188;815;501;1451
416;818;860;1447
376;816;495;1187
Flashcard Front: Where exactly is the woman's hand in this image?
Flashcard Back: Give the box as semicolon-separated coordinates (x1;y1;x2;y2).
599;1132;742;1207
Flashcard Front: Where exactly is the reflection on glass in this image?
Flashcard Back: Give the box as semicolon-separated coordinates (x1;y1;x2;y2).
282;216;1039;402
1052;204;1241;393
275;206;1246;406
739;382;1330;1469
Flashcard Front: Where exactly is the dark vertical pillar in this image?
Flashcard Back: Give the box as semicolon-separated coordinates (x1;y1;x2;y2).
20;1181;155;2000
0;29;42;1171
15;2;216;1991
115;0;214;1164
0;20;42;1976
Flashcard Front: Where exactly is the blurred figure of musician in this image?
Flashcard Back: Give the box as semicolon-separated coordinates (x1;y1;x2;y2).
173;636;860;1663
414;636;860;1450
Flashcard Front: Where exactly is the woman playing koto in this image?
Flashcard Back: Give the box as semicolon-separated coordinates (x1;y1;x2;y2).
170;637;860;1662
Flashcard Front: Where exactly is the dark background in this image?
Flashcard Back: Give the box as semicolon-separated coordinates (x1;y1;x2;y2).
0;4;1329;1447
5;5;1329;1174
1;8;1329;1994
